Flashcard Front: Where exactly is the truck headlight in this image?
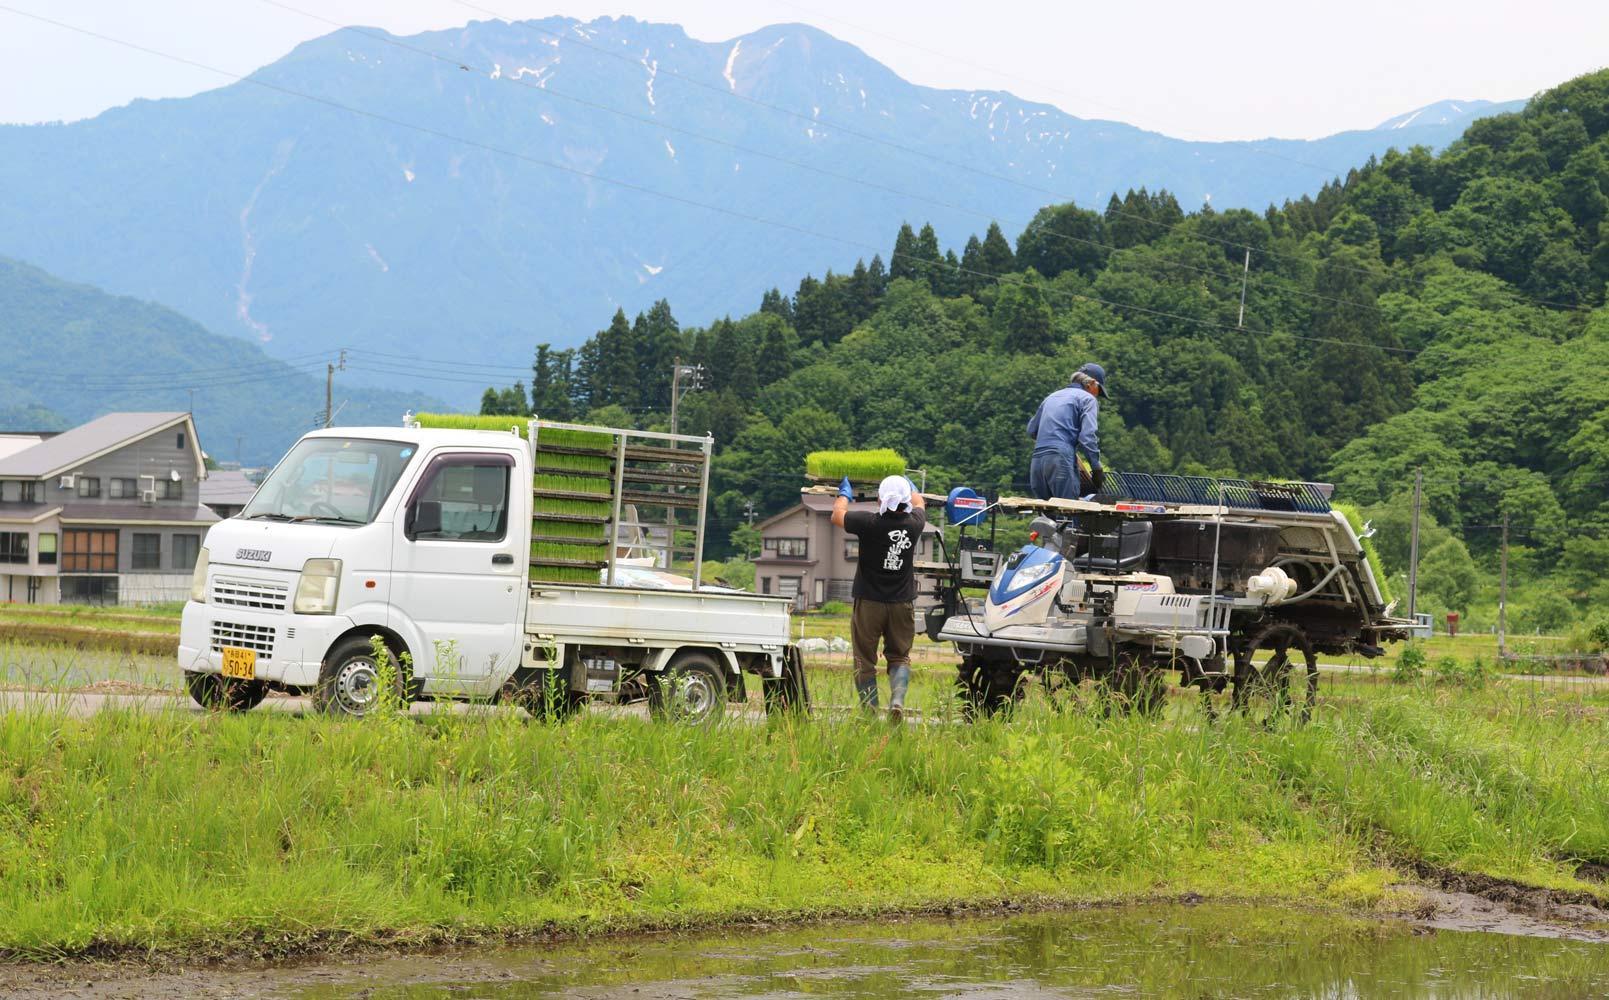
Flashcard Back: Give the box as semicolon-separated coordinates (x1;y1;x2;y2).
294;558;343;614
189;546;210;603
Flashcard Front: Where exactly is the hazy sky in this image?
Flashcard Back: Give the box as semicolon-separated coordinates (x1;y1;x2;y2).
2;0;1606;139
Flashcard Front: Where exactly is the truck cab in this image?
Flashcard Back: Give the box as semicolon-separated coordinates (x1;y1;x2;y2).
179;427;532;711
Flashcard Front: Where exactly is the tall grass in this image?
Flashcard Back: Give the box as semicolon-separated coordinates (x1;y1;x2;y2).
0;676;1605;958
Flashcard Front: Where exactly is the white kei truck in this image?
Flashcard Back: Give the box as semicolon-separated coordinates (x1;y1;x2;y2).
178;419;808;722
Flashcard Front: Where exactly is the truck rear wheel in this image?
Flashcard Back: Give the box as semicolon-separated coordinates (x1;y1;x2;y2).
313;636;407;718
184;671;266;712
649;652;726;724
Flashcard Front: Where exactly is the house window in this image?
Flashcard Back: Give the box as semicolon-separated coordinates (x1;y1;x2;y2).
173;533;200;570
77;476;101;499
131;533;162;570
776;576;801;599
109;478;138;499
0;532;27;564
764;537;808;558
61;576;118;605
20;481;36;503
62;529;118;573
760;576;771;595
162;479;183;501
177;431;187;450
0;481;14;503
844;537;860;560
37;532;56;565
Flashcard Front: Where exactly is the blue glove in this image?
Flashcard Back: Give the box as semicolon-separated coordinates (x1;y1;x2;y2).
838;476;854;500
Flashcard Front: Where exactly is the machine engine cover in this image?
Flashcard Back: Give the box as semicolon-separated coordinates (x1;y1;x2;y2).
983;543;1065;633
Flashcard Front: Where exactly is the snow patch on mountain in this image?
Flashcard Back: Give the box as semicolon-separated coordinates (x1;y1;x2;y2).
723;40;741;91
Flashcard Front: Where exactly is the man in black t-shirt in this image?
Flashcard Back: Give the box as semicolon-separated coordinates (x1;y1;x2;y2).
831;474;927;720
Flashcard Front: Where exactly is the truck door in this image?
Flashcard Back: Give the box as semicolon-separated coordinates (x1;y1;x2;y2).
392;450;524;695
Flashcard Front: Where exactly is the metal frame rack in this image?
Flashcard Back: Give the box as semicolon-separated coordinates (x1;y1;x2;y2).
528;420;713;589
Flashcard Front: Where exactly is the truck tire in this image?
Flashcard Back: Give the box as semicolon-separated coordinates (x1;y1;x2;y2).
649;652;726;724
184;671;267;712
502;669;585;722
312;635;408;718
762;647;811;718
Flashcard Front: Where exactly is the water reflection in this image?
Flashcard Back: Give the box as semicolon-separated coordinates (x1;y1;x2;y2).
291;904;1609;998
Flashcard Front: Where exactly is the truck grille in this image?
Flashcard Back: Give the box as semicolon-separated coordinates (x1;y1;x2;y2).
211;621;276;659
212;576;289;612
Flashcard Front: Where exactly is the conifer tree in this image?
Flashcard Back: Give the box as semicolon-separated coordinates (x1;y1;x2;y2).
889;223;919;281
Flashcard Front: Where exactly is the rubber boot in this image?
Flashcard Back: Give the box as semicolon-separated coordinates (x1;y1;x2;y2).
888;664;911;724
855;676;880;714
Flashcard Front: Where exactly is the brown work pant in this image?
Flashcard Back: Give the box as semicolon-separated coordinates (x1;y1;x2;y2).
851;597;915;685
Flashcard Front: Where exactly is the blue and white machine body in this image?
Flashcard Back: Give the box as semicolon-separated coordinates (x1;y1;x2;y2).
982;542;1065;633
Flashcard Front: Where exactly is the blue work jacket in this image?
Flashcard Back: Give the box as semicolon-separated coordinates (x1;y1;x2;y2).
1026;385;1101;469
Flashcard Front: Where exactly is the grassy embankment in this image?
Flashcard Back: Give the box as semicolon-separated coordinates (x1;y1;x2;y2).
1;669;1607;959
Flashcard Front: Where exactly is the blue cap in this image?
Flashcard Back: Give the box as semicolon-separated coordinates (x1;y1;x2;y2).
1076;362;1110;398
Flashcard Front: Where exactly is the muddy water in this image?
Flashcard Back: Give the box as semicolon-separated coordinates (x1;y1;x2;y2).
12;904;1609;999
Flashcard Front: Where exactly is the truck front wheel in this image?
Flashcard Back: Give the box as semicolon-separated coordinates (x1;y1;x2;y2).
313;636;407;718
649;652;726;724
184;671;266;712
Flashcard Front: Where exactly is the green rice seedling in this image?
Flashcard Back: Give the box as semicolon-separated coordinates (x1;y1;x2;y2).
531;541;609;565
1333;501;1391;603
805;448;907;481
535;451;613;475
414;412;532;436
537;427;615;451
532;496;613;519
529;564;602;584
533;520;609;541
533;474;613;497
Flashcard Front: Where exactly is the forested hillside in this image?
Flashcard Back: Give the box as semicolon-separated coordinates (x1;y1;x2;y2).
0;257;439;465
484;70;1609;632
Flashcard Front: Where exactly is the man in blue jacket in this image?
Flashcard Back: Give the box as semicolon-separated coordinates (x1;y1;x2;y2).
1026;362;1109;501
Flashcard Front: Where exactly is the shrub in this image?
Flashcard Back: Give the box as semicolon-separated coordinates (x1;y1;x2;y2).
1393;643;1426;684
817;600;851;616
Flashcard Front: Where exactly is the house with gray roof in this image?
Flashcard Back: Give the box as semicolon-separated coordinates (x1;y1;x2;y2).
0;412;218;605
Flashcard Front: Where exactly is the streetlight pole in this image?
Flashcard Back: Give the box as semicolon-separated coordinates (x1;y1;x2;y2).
669;357;705;436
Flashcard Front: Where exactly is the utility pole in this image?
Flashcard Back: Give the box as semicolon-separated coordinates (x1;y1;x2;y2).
1497;513;1510;660
1407;467;1422;621
324;349;347;428
1236;249;1251;329
668;357;705;436
743;500;756;559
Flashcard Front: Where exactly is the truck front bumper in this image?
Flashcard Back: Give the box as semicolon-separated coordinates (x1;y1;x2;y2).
179;600;352;689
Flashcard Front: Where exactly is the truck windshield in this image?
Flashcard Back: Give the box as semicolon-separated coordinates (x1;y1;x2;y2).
241;438;416;525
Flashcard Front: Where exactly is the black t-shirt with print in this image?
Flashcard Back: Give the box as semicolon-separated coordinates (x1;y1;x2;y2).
843;508;927;603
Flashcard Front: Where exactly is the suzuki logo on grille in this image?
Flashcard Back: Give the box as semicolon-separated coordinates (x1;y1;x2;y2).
236;548;272;563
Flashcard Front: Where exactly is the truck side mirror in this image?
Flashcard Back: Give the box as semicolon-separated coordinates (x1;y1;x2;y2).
408;500;443;539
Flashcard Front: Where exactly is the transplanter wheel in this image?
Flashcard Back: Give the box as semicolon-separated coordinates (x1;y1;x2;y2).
1096;650;1167;718
956;658;1023;722
1231;621;1319;726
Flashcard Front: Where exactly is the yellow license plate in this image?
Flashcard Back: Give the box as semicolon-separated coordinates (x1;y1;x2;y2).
221;647;257;680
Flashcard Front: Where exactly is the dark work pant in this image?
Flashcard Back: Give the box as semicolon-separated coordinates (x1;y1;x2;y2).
851;597;915;685
1030;448;1085;501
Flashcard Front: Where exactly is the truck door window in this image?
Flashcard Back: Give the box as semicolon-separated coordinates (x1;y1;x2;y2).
408;458;511;542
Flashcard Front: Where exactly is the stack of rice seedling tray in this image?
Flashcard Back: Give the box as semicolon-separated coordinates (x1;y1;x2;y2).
530;426;616;584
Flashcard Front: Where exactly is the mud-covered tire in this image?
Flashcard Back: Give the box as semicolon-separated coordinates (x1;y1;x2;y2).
648;652;727;724
184;671;267;712
502;669;585;722
312;636;407;718
1231;621;1319;726
957;659;1023;721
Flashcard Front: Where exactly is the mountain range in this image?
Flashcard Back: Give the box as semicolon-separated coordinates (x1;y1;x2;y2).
0;15;1522;400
